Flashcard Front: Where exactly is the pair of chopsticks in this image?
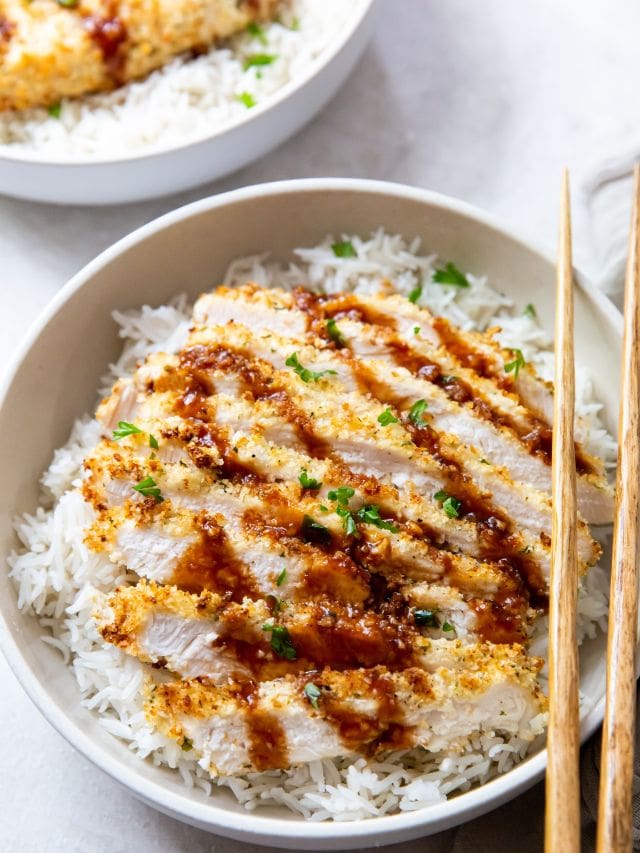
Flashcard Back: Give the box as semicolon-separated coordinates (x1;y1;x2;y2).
545;168;640;852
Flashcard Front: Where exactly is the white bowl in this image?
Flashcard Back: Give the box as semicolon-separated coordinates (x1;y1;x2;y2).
0;179;621;849
0;3;376;206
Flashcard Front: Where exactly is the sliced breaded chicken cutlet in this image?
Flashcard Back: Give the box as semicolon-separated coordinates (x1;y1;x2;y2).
0;0;279;111
85;277;609;775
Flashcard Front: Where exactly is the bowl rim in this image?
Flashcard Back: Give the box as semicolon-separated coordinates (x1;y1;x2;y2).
0;177;623;847
0;0;376;169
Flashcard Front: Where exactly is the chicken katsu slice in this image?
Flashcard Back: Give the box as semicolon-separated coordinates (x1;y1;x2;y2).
145;658;547;774
193;285;612;524
193;284;587;443
92;373;543;596
194;318;611;529
0;0;279;111
184;323;600;569
84;420;531;604
97;580;531;683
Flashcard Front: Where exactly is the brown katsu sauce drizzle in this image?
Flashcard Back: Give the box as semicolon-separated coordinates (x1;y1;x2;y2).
236;683;290;771
0;16;14;43
84;0;127;81
171;512;258;601
313;668;416;755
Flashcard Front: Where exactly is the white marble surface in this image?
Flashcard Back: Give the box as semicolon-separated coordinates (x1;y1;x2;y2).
1;0;638;850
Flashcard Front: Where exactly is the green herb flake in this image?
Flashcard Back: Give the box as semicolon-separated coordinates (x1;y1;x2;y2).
285;352;337;383
300;514;332;546
181;736;193;752
149;434;159;450
378;407;399;426
133;476;164;503
262;624;297;660
434;491;461;519
408;399;428;428
56;0;78;7
442;622;454;632
356;504;399;532
432;262;470;288
48;102;62;119
244;53;277;70
504;349;526;379
304;682;321;710
276;567;287;587
113;421;143;441
413;326;421;336
237;91;256;108
319;504;328;512
326;317;346;347
336;505;358;537
327;486;355;506
299;468;322;490
414;609;439;628
523;303;537;319
331;240;356;259
408;282;423;304
246;20;268;44
290;15;300;30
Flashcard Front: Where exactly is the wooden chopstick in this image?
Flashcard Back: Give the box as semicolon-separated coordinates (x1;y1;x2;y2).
544;169;581;853
596;164;640;853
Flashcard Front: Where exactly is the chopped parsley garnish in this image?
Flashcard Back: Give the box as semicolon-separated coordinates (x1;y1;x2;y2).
432;262;470;288
56;0;78;7
300;514;332;546
523;303;537;319
133;476;164;503
331;240;356;258
181;736;193;752
276;567;287;586
237;91;256;108
299;469;322;490
378;407;399;426
356;504;399;532
325;317;346;347
442;622;454;632
413;326;421;336
408;281;423;304
408;399;428;428
262;624;297;660
48;102;62;119
414;609;439;628
148;434;159;450
246;21;268;44
290;15;300;30
304;682;321;710
244;53;277;70
327;486;355;506
336;505;358;537
504;349;526;378
112;421;143;440
285;352;337;383
434;490;461;518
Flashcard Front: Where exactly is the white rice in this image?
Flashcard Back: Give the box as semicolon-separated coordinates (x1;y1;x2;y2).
0;0;356;159
8;229;614;821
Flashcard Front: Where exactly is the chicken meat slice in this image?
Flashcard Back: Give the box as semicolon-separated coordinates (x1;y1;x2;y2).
91;377;535;599
97;580;532;683
183;323;600;570
145;657;546;774
0;0;279;111
193;284;612;524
